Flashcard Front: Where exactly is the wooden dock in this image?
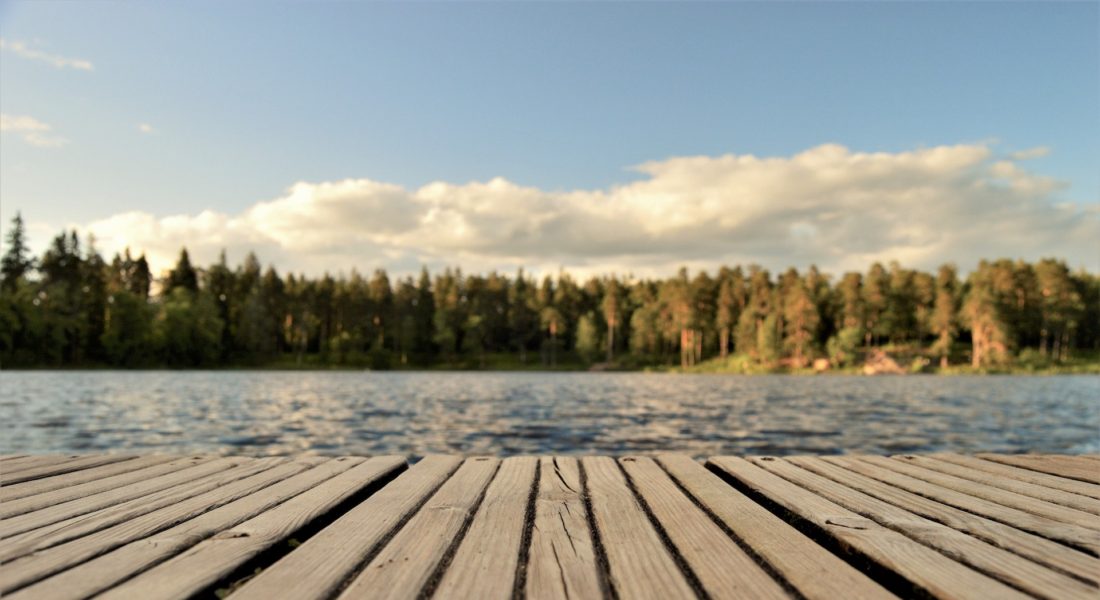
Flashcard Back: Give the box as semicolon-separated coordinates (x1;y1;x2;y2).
1;453;1098;599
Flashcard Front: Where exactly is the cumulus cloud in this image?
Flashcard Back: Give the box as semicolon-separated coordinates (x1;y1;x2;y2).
0;114;68;147
1009;146;1050;160
67;143;1099;278
0;38;94;71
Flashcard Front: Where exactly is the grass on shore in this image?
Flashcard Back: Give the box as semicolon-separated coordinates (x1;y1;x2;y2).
10;347;1098;374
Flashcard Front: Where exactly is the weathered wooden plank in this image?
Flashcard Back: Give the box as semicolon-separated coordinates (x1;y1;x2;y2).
824;456;1100;556
862;456;1100;531
0;454;60;470
231;455;463;600
0;454;181;503
524;456;602;600
336;457;500;600
433;457;536;600
0;454;81;473
790;456;1100;587
932;453;1100;501
0;458;272;563
0;454;137;485
709;456;1027;600
621;456;788;599
661;455;893;600
753;457;1096;600
0;455;210;519
978;454;1100;485
95;456;405;600
14;457;354;600
0;458;302;593
582;456;695;599
0;456;238;538
898;454;1100;515
0;454;30;461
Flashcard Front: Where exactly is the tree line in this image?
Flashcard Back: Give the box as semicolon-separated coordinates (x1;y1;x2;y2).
1;213;1097;370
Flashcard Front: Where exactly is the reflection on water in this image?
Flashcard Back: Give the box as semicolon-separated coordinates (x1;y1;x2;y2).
1;372;1097;457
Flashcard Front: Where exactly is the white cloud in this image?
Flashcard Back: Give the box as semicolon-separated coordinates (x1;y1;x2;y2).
0;114;68;147
1009;146;1050;160
56;143;1100;278
0;38;94;71
137;123;157;134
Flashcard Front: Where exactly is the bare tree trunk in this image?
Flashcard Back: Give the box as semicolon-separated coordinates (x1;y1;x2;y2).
719;328;729;359
607;323;615;363
976;325;985;367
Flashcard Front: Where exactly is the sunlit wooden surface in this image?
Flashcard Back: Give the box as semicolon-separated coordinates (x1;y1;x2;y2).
1;452;1098;599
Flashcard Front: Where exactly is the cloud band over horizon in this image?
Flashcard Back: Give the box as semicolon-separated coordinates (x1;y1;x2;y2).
20;143;1100;279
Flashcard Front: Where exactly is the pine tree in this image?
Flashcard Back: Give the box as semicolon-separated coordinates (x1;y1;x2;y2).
1;213;34;291
962;262;1011;367
130;253;152;299
414;267;436;356
164;249;198;295
781;270;820;367
930;264;958;367
863;262;889;346
1035;259;1084;361
508;269;537;363
206;250;236;356
601;278;621;362
575;312;600;363
714;267;745;358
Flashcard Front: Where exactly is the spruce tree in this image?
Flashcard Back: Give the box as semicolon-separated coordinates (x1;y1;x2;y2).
1;213;34;291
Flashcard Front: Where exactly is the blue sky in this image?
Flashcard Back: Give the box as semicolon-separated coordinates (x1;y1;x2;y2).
1;2;1097;276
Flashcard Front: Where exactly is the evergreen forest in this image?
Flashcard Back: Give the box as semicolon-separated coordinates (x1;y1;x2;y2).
2;214;1097;373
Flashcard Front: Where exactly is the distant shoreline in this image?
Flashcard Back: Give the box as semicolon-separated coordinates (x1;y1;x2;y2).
4;363;1097;375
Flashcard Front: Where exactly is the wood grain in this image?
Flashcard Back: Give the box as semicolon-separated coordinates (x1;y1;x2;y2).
16;457;354;600
336;457;500;600
0;458;273;563
791;455;1100;586
97;456;405;600
865;455;1100;530
753;456;1096;600
709;456;1027;600
0;454;137;485
0;455;211;519
0;457;302;594
899;454;1100;515
0;454;181;504
433;457;536;600
977;454;1100;485
659;454;893;600
230;455;463;600
621;456;788;599
524;456;603;600
0;455;82;474
932;453;1100;501
825;456;1100;556
582;456;695;599
0;456;237;538
2;452;1094;600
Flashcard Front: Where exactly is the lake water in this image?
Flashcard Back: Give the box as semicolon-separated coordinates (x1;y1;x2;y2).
1;371;1097;457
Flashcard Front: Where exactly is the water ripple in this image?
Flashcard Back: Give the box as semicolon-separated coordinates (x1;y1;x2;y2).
1;371;1098;457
